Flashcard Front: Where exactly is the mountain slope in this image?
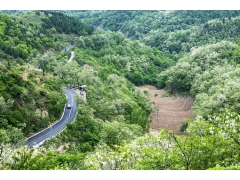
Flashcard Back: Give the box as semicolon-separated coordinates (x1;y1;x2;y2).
63;10;240;54
0;63;66;136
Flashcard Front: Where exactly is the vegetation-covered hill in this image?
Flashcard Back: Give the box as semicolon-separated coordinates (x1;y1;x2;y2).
157;40;240;117
62;10;240;54
0;10;31;15
0;10;156;169
0;11;93;65
1;10;240;170
71;30;175;86
0;63;66;136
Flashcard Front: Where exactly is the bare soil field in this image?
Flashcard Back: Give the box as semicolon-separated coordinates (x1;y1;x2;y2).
136;85;193;135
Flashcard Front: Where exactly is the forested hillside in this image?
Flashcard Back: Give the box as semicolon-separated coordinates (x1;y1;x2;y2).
63;10;240;54
72;30;174;86
0;11;93;64
1;10;240;170
0;10;31;15
156;40;240;118
0;10;156;169
0;64;66;135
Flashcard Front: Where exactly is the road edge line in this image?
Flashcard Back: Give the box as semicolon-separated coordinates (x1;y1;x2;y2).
26;88;68;141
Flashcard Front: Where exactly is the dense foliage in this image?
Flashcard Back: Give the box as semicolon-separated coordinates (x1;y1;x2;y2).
156;41;240;118
1;10;240;170
41;11;94;36
73;30;174;86
0;64;66;136
81;111;240;170
0;10;32;15
44;60;154;153
63;10;240;54
2;111;240;170
0;11;93;64
0;13;53;60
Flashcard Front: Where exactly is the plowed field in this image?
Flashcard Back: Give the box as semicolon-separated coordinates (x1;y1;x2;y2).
136;85;193;135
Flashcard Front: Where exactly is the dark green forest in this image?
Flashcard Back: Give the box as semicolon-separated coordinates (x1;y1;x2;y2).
1;10;240;170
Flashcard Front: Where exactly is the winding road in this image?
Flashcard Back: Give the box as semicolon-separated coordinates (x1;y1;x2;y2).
26;87;77;148
61;44;74;52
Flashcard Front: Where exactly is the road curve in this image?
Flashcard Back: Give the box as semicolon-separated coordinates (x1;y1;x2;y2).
26;88;77;148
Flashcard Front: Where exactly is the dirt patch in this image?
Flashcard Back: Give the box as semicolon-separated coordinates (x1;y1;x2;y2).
135;85;157;90
36;77;41;84
57;142;76;153
22;72;28;79
22;72;41;84
42;110;49;117
136;85;193;135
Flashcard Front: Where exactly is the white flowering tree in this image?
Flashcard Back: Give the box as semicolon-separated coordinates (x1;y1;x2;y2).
208;111;240;146
82;116;240;170
0;127;26;168
83;143;139;170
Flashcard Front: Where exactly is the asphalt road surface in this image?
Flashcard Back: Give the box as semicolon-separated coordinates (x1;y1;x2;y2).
26;88;77;148
61;45;74;52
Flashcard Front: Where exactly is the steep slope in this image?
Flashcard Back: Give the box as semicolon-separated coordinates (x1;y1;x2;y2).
0;64;66;136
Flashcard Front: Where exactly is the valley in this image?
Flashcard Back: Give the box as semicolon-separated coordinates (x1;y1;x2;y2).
1;10;240;170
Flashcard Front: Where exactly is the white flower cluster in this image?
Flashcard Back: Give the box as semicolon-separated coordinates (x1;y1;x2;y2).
209;112;240;141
